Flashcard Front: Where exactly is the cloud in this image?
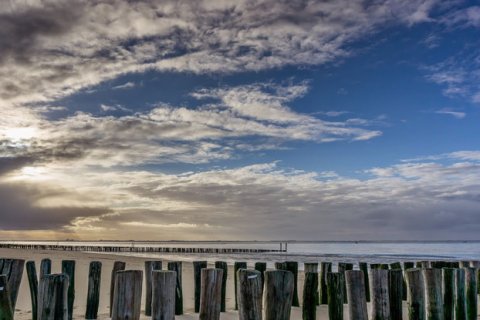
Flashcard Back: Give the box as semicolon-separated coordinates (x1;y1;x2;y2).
112;82;136;90
0;0;450;108
434;108;466;119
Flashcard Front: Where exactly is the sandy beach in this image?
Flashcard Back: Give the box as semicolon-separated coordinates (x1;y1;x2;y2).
1;248;469;320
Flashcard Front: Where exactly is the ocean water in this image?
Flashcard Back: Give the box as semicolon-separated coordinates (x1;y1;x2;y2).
3;240;480;270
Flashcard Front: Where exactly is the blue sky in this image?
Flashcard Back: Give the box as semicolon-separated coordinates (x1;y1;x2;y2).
1;0;480;240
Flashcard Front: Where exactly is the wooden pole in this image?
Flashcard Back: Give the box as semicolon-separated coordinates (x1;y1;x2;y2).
234;262;247;310
214;261;228;312
455;268;467;320
320;262;332;305
423;268;443;320
264;270;294;320
151;271;176;320
370;268;390;320
464;267;477;320
254;262;267;291
38;274;69;320
145;261;162;316
167;261;183;315
85;261;102;320
0;275;13;320
327;272;343;320
346;270;368;320
442;268;455;320
359;262;370;302
193;261;207;313
5;259;24;309
40;259;51;278
390;262;402;270
26;261;38;320
406;268;425;320
403;262;414;301
304;263;319;305
61;260;75;320
389;269;403;320
199;268;223;320
302;272;318;320
275;262;287;270
111;270;143;320
338;263;353;303
285;261;300;307
237;269;262;320
109;261;126;317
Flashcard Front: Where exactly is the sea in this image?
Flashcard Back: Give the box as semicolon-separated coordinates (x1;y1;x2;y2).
2;240;480;270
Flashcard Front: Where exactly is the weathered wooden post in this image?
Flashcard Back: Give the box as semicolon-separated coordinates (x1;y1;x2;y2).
151;271;176;320
38;274;69;320
167;261;183;315
346;270;368;320
85;261;102;319
264;270;294;320
370;268;390;320
302;272;318;320
237;269;262;320
423;268;443;320
234;262;247;310
193;261;207;313
145;261;162;316
61;260;75;320
0;275;13;320
40;259;51;277
214;261;228;312
26;261;38;320
275;262;287;270
254;262;267;291
327;272;343;320
406;268;425;320
464;267;477;320
455;268;467;320
442;268;455;320
199;268;223;320
109;261;126;317
285;261;300;307
304;263;319;305
403;262;414;301
320;262;332;305
111;270;143;320
359;262;370;302
338;263;353;303
5;259;24;309
389;269;403;320
389;262;402;270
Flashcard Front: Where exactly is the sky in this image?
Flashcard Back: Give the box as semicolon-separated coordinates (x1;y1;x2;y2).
1;0;480;241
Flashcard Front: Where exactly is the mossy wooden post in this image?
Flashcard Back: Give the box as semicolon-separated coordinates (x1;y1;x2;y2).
338;263;353;303
285;261;300;307
264;270;294;320
167;261;183;315
193;261;207;313
406;268;425;320
40;259;51;278
304;263;319;305
145;261;162;316
61;260;75;320
234;262;247;310
389;269;403;320
237;269;262;320
254;262;267;291
6;259;24;309
403;262;414;301
390;262;402;270
26;261;38;320
85;261;102;319
214;261;228;312
320;262;332;305
346;270;367;320
109;261;126;317
442;268;455;320
199;268;223;320
423;268;443;320
370;269;390;320
0;275;13;320
111;270;143;320
327;272;343;320
38;274;69;320
275;262;287;270
302;272;318;320
152;271;176;320
464;267;477;320
455;268;467;320
359;262;370;302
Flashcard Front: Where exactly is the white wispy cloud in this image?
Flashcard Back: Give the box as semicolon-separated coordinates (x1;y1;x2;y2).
112;82;136;90
434;108;466;119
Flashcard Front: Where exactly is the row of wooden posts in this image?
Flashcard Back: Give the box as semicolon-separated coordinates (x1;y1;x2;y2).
1;258;480;319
